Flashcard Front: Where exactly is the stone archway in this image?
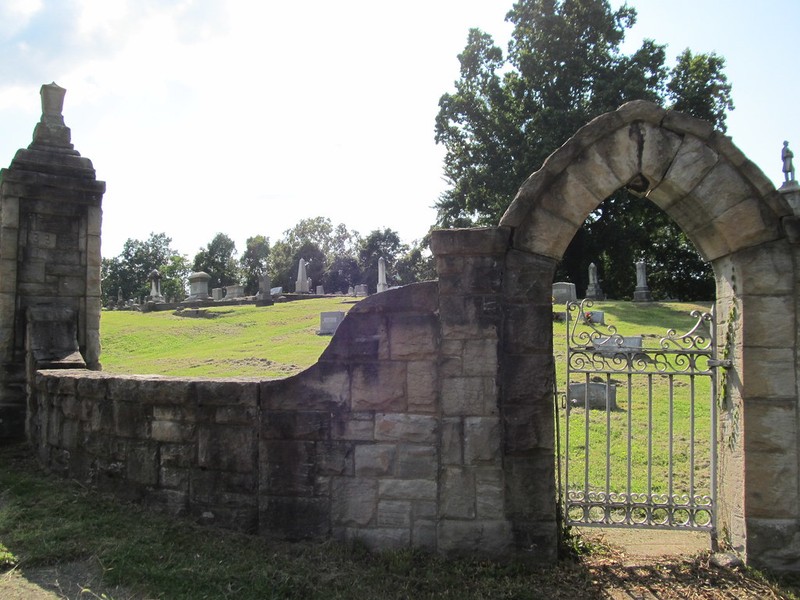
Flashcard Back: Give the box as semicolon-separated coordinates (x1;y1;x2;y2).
497;100;800;570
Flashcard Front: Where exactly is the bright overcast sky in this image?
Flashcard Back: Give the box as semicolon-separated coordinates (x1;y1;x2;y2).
0;0;797;259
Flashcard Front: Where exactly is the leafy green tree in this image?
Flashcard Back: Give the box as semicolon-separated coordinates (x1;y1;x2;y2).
239;235;270;295
436;0;733;300
101;232;188;304
192;233;239;290
268;217;361;292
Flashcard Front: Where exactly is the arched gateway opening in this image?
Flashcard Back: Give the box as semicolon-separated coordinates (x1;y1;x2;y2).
492;100;800;569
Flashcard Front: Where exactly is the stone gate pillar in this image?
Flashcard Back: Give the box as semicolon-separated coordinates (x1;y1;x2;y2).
431;227;513;554
0;83;105;439
431;227;558;560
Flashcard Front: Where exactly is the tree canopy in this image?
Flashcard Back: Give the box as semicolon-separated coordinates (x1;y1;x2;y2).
435;0;733;300
192;233;239;291
101;232;190;305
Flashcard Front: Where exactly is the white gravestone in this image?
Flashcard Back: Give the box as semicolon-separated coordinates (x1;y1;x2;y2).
319;311;345;335
552;281;577;304
377;257;389;293
295;259;309;293
186;271;211;301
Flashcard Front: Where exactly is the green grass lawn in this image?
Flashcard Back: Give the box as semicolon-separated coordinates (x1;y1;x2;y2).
100;298;356;378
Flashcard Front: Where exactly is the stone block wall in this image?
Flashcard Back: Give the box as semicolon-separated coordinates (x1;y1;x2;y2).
32;283;461;550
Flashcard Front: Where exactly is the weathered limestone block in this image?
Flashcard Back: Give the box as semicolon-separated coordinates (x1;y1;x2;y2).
464;417;501;464
441;467;475;518
151;420;195;444
438;294;500;340
406;361;437;412
731;242;794;296
566;144;624;200
513;208;577;259
746;519;800;572
332;477;378;526
388;314;438;359
662;109;714;140
112;401;149;438
593;126;640;186
321;313;389;362
260;496;331;540
476;467;505;519
441;418;463;465
441;376;498;417
378;499;412;528
315;440;352;476
198;424;255;473
648;135;719;212
502;303;554;355
505;456;557;521
462;339;498;377
375;413;437;443
378;478;436;501
741;295;795;349
262;440;316;496
503;251;557;302
538;170;603;229
640;122;683;186
396;444;437;479
331;412;374;441
742;348;796;398
196;379;258;407
745;449;799;519
126;440;159;486
351;362;407;411
413;520;437;548
355;444;396;477
265;362;350;411
263;411;329;440
437;520;513;555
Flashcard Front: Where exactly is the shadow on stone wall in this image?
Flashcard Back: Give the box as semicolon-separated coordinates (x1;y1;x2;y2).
31;282;443;548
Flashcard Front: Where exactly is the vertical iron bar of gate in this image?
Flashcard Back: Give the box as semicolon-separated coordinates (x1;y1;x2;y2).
626;369;633;523
668;374;675;525
605;374;611;523
710;305;719;542
647;374;653;523
690;374;696;512
584;371;590;519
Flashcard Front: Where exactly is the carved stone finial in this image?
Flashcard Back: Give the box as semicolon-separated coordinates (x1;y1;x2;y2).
31;82;72;148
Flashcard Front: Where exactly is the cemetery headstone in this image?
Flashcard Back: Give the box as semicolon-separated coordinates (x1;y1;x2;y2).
355;284;369;297
316;285;325;295
633;260;653;302
552;281;577;304
212;287;223;301
185;271;211;301
377;257;388;293
295;259;309;293
585;262;604;300
225;284;244;299
148;268;165;303
318;311;345;335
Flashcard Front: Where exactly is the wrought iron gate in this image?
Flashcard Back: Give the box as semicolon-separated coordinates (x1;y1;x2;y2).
557;300;722;531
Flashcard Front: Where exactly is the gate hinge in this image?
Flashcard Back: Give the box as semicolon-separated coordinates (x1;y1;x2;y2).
708;359;733;369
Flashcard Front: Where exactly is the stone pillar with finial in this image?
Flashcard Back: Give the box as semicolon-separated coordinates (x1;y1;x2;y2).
0;83;105;440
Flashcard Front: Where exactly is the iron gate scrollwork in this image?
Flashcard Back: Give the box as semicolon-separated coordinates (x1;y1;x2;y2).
559;300;721;531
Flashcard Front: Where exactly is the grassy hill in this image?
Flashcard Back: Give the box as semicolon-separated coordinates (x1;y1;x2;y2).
99;297;356;378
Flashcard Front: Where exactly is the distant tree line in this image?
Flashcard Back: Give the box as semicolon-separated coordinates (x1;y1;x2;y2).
100;218;435;305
